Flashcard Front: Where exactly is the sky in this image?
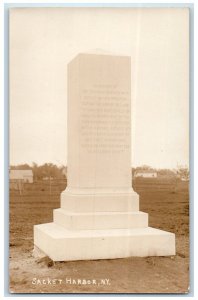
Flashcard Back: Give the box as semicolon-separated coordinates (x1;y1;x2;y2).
9;7;189;169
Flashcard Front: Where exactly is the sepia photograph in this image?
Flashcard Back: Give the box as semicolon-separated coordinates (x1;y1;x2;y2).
9;6;190;294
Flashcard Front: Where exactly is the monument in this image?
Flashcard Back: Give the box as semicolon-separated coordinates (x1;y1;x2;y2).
34;53;175;261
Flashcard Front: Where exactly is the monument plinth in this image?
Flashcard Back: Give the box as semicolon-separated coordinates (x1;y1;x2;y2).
34;53;175;261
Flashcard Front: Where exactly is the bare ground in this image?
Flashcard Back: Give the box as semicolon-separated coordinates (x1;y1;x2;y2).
9;185;190;294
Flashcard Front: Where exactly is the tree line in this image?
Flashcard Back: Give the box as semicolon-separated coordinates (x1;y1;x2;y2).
132;164;189;180
10;163;67;181
10;163;189;181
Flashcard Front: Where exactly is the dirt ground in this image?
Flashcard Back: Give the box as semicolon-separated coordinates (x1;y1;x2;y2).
9;183;190;294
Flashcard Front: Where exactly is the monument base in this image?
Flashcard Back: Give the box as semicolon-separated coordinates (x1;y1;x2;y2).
34;189;175;261
34;223;175;261
34;188;175;261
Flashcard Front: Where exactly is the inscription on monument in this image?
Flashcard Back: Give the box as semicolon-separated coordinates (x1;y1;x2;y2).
80;84;130;153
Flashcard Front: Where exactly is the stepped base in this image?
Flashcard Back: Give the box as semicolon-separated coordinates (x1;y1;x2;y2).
34;223;175;261
53;209;148;230
60;188;139;212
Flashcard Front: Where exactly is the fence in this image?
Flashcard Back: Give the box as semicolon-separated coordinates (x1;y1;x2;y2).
132;177;189;192
10;177;188;195
9;179;67;195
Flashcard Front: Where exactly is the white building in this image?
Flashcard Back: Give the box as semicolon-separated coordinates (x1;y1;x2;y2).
9;169;33;183
134;170;157;178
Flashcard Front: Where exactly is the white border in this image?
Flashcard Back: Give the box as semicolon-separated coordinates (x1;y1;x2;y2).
1;1;196;299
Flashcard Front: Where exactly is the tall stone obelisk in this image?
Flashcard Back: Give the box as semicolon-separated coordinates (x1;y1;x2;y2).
34;53;175;261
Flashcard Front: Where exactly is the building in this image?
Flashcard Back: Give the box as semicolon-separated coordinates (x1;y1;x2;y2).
134;170;157;178
9;169;33;183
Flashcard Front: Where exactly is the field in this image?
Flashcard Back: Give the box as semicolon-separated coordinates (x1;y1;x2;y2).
9;180;190;294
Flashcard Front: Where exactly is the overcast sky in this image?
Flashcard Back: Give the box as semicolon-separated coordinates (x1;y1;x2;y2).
10;7;189;169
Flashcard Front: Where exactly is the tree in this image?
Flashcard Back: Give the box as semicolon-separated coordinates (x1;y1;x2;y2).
31;162;66;180
32;162;39;180
157;168;176;177
10;163;31;170
176;166;189;181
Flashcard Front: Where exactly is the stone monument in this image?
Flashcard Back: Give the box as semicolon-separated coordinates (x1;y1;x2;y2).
34;53;175;261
